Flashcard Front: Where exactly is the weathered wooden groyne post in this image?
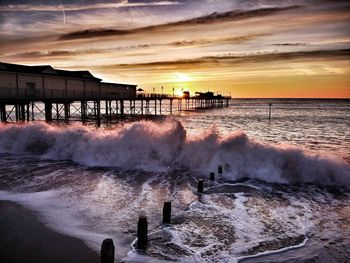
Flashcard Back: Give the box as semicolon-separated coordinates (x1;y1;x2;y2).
101;238;115;263
137;216;148;250
198;179;204;193
210;172;215;181
218;165;223;175
162;201;172;224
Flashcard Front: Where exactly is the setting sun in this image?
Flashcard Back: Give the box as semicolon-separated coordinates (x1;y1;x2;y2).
175;88;184;97
174;73;191;82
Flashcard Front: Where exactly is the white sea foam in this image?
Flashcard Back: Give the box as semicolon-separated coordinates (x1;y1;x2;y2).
0;121;349;188
236;235;309;262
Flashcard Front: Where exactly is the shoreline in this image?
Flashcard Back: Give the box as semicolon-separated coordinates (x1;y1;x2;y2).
0;201;99;263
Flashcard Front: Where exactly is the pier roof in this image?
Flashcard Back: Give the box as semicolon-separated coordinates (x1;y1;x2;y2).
0;62;101;81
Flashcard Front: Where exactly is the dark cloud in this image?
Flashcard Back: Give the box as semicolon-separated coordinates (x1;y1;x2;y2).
5;44;152;59
58;6;300;40
59;29;128;40
273;43;309;46
168;35;265;47
7;50;85;58
21;51;71;57
100;49;350;69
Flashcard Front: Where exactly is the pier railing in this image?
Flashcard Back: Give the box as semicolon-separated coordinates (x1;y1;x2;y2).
0;87;231;101
139;93;176;99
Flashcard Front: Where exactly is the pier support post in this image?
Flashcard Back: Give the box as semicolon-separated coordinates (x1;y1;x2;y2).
162;201;172;224
141;99;144;115
64;103;70;123
120;100;124;116
31;102;34;121
20;104;25;122
0;104;6;122
137;216;148;250
154;99;157;115
105;100;109;117
198;179;204;193
96;100;101;127
146;100;149;115
55;103;59;120
81;101;86;123
101;238;115;263
15;104;19;122
26;103;30;122
44;102;52;122
159;99;162;115
210;172;215;181
130;100;133;115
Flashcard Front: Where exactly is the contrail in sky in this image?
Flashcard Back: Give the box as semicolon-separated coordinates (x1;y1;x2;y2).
59;0;66;24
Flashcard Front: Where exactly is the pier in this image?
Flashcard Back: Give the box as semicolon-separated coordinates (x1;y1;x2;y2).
0;62;231;126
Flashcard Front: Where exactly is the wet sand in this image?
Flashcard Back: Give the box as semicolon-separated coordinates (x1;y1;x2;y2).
0;201;99;263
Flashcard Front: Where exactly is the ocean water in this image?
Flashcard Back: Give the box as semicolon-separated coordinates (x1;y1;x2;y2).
0;99;349;262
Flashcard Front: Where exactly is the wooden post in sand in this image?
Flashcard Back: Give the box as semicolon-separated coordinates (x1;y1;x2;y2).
137;216;148;249
198;179;204;193
268;102;272;120
218;165;223;175
210;172;215;181
101;238;115;263
163;201;172;224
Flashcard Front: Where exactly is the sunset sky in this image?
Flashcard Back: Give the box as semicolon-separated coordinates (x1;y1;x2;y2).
1;0;349;98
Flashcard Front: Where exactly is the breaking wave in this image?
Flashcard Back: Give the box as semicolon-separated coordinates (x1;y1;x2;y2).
0;121;349;188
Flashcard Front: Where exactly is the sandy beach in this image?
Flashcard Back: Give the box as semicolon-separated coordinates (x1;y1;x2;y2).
0;201;99;263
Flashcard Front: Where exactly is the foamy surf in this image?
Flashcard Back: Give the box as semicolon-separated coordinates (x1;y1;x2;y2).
0;154;349;262
0;121;349;189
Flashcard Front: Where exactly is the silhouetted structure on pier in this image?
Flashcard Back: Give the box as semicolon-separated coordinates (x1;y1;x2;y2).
0;62;230;126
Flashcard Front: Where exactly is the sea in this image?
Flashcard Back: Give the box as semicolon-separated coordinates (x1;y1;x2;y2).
0;98;349;262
